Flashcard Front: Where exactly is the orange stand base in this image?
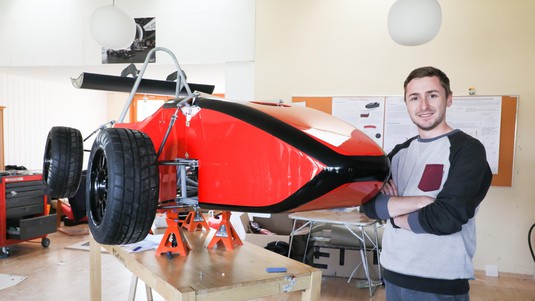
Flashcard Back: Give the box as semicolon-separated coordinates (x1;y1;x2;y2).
155;211;191;256
207;211;243;250
181;210;210;232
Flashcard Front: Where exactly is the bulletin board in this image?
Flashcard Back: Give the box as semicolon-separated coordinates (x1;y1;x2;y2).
292;95;518;187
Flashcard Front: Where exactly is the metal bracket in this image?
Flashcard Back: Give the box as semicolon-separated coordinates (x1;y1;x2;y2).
180;105;201;127
166;70;187;82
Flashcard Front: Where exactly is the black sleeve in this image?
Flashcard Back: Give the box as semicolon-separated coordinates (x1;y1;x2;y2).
362;194;381;219
360;194;382;219
417;135;492;235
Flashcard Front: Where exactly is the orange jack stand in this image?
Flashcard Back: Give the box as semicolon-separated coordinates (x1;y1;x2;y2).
207;211;243;250
155;211;191;256
181;209;210;232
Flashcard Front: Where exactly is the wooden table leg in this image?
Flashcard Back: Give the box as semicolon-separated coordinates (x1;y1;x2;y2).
301;269;322;301
55;199;63;228
90;234;101;301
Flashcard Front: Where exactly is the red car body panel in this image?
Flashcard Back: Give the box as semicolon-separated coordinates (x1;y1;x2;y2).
115;95;389;213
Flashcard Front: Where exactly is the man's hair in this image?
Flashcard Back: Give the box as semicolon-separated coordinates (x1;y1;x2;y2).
403;66;452;99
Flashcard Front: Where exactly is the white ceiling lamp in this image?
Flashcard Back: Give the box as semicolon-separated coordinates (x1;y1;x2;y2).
90;2;136;49
387;0;442;46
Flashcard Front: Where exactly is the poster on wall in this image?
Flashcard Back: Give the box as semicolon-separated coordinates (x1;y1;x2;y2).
448;96;501;173
383;96;419;154
101;17;156;64
332;97;385;147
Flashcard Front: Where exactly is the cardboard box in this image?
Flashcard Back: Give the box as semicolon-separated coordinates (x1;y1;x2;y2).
232;212;311;262
251;213;294;235
313;244;381;279
245;233;290;247
234;212;290;248
330;224;383;249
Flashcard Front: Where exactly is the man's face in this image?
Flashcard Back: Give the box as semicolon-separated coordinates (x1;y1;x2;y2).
405;76;452;137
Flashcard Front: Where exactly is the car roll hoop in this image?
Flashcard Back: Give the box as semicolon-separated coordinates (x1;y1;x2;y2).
118;46;196;123
110;47;201;159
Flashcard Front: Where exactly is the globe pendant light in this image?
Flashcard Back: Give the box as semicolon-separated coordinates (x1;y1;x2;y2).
388;0;442;46
90;5;136;49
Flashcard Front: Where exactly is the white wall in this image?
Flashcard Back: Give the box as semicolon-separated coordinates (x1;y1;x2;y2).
0;0;255;66
255;0;535;276
225;62;255;100
0;73;107;170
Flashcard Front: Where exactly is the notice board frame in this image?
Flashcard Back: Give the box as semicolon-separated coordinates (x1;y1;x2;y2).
292;95;518;187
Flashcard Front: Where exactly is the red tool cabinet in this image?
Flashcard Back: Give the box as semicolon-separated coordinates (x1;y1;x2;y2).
0;171;56;257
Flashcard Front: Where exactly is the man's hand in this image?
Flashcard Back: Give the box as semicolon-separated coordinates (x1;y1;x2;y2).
381;179;398;196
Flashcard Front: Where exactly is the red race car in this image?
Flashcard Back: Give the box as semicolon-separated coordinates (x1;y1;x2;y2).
43;48;389;245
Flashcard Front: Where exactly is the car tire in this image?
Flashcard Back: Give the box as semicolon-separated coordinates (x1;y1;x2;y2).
43;126;84;198
87;128;159;245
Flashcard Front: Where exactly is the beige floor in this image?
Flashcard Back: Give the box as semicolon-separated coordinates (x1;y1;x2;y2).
1;226;534;301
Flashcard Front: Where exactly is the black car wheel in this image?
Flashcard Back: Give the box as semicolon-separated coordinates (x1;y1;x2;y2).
43;126;83;198
86;128;159;245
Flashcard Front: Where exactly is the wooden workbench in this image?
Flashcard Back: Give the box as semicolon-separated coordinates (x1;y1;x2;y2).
90;230;321;301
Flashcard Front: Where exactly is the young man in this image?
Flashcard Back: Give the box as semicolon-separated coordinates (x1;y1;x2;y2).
362;66;492;300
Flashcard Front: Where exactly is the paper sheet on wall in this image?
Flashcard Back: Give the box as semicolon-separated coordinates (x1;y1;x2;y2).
383;96;419;154
332;97;385;147
449;96;501;173
292;101;306;107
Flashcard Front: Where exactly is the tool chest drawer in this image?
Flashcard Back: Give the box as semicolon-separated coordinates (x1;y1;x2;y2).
4;180;46;218
6;214;57;240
